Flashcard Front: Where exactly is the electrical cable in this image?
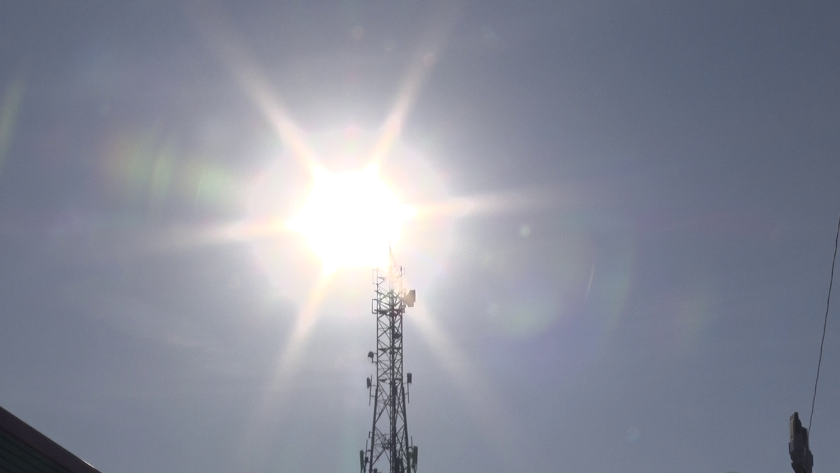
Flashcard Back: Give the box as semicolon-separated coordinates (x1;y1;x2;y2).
808;213;840;432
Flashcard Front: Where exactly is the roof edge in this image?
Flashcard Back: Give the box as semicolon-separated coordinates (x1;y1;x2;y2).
0;405;102;473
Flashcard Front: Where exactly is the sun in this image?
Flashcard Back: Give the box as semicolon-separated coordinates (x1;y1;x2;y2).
287;165;415;273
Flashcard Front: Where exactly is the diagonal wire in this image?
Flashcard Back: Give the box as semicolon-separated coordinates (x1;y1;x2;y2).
809;213;840;432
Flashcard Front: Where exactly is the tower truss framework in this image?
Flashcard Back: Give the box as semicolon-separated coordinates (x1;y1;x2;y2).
360;254;418;473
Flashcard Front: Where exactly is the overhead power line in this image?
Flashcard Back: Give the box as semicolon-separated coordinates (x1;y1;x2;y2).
808;213;840;432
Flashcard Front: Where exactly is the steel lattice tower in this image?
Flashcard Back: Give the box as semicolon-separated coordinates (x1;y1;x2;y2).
360;252;418;473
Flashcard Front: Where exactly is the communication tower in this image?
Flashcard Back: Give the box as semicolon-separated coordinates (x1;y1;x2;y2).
360;251;418;473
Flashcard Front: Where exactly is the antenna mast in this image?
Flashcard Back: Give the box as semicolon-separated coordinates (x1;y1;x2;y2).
360;251;418;473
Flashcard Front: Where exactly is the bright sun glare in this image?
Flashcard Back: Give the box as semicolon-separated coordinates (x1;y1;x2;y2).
288;165;415;273
212;14;528;456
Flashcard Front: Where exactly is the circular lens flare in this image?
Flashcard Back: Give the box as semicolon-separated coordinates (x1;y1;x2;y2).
288;165;415;273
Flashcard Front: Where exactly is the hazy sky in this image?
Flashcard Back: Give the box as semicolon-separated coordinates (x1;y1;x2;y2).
1;2;839;473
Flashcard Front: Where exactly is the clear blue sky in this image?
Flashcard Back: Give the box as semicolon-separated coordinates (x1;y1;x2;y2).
1;2;839;473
